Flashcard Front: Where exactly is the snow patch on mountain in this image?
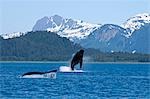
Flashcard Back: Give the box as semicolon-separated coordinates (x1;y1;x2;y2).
62;20;100;40
32;15;101;41
121;13;150;37
1;32;26;39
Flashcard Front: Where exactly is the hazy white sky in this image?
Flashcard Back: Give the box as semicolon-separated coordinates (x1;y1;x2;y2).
0;0;150;34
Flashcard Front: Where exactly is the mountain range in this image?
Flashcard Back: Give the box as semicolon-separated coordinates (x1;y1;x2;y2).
1;13;150;54
1;31;149;62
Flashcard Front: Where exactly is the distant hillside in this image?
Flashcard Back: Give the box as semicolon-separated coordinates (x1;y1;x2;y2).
0;31;81;61
0;31;150;62
126;24;150;53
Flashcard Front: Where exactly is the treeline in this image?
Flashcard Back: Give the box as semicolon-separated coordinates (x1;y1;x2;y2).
0;31;150;62
0;31;80;61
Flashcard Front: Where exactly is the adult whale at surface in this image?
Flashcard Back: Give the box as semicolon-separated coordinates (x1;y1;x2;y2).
22;69;57;78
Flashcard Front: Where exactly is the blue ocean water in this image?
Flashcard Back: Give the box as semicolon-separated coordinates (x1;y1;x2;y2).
0;62;150;99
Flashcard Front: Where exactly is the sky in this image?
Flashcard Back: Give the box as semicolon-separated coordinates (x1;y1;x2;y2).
0;0;150;34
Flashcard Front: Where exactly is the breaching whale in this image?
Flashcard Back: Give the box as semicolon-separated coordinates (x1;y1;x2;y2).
59;49;84;72
22;69;57;78
71;49;84;70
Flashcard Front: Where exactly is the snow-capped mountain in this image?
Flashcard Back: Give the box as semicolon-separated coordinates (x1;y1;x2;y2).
78;13;150;53
32;15;101;41
1;13;149;53
121;13;150;37
1;32;26;39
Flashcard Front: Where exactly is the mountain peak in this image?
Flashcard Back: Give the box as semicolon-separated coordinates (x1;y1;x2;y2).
121;13;150;36
51;14;62;18
32;15;101;41
134;13;150;19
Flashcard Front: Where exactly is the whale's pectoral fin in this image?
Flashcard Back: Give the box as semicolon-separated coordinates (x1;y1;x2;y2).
80;59;83;69
71;65;74;71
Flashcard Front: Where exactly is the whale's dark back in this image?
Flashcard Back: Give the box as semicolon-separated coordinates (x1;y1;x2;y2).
22;69;57;76
22;72;44;76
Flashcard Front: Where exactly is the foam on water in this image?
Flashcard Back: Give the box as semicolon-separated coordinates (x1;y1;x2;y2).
59;66;84;73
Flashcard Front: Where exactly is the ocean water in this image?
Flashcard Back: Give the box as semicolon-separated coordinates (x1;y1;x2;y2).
0;62;150;99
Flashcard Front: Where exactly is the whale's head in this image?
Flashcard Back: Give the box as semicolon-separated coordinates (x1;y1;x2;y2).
79;49;84;55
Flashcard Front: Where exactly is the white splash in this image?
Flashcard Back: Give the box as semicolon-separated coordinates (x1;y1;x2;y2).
59;66;83;72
